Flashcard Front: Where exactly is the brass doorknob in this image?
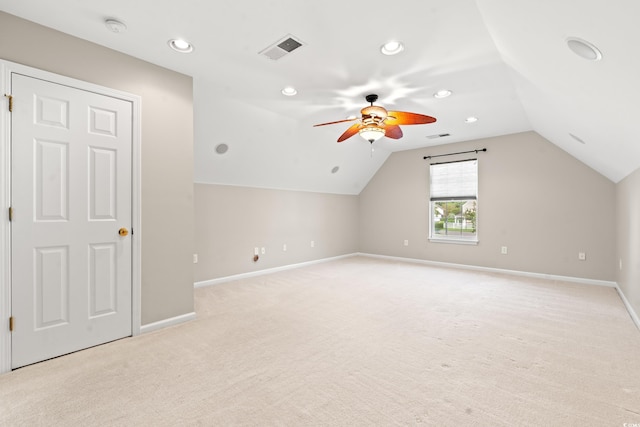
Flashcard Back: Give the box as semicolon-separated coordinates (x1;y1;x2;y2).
118;228;129;237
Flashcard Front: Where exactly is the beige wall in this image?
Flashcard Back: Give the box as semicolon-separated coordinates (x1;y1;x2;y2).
359;131;616;281
194;184;358;281
0;12;194;325
616;167;640;318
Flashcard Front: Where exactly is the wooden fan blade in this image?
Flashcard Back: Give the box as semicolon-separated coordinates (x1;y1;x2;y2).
384;124;403;139
386;111;436;125
337;122;363;142
313;117;358;127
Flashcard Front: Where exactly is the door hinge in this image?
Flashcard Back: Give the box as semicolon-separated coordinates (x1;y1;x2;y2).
9;316;14;332
4;94;12;112
8;207;13;221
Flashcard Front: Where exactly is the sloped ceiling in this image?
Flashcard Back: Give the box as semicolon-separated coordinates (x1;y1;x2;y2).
1;0;637;194
477;0;640;183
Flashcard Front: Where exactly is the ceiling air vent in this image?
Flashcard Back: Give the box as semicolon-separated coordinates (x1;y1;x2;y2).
260;34;304;61
427;133;451;139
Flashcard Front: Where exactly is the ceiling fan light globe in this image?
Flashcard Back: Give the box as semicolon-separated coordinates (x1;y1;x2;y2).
359;126;385;143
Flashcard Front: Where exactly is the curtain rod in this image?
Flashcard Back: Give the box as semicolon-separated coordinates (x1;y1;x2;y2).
423;148;487;160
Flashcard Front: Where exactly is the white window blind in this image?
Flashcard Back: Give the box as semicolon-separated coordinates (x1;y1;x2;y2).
430;159;477;201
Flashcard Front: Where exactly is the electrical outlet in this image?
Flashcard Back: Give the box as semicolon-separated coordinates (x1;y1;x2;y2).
620;259;623;270
193;254;198;264
578;252;586;261
311;240;315;248
283;243;287;252
501;246;508;255
404;240;409;246
261;247;266;255
254;247;259;256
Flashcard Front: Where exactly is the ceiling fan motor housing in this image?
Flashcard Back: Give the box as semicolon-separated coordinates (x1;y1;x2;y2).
361;106;388;124
360;94;395;143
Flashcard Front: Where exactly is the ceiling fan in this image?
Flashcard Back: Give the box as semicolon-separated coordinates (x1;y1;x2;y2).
313;94;436;143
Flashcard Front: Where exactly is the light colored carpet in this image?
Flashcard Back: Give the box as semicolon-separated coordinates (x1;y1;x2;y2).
1;256;640;426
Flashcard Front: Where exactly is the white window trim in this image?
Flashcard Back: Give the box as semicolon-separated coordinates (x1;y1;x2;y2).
428;237;479;245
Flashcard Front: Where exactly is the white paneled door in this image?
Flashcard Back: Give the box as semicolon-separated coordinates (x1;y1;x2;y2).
11;74;132;369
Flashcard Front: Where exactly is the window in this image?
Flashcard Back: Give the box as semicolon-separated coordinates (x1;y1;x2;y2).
429;159;478;243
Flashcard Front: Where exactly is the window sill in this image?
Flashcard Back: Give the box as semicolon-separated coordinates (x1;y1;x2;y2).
428;237;478;246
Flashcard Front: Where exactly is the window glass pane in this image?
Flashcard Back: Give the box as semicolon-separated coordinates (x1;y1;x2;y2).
431;200;477;240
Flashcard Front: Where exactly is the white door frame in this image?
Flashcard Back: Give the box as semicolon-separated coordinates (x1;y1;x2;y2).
0;60;142;374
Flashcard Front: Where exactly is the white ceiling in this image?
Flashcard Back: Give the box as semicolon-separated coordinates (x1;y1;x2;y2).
2;0;638;194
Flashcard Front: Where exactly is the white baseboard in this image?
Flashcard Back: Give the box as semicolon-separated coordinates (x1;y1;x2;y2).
615;286;640;331
357;252;617;288
194;253;358;288
140;311;196;334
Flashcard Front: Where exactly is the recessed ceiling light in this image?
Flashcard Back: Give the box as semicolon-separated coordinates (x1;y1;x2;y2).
215;143;229;154
566;37;602;61
104;19;127;34
168;39;194;53
331;166;340;174
569;133;586;144
281;86;297;96
434;90;452;99
380;40;404;56
465;116;478;123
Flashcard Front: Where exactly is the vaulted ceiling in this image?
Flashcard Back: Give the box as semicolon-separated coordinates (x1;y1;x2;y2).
2;0;638;195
